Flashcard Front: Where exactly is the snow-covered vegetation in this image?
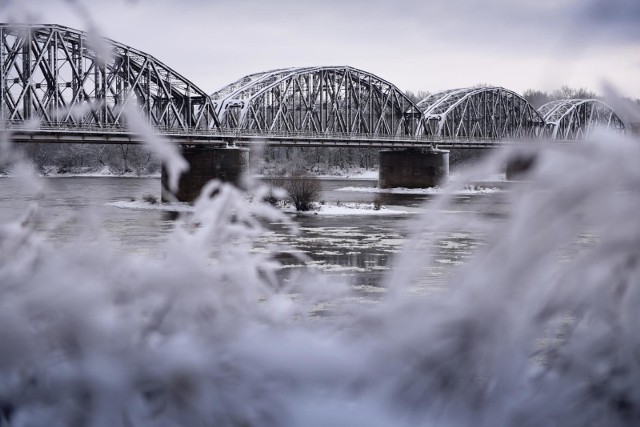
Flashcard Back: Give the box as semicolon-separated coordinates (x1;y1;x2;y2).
3;123;640;426
8;143;160;176
2;2;640;425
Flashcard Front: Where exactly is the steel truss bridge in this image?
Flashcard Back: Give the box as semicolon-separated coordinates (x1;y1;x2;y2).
539;99;626;140
0;23;627;148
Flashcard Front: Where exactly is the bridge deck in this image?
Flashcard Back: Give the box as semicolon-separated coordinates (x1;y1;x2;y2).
2;125;568;149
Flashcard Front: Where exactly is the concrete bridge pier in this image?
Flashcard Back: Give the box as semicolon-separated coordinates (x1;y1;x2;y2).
379;148;449;189
505;152;537;181
161;146;249;203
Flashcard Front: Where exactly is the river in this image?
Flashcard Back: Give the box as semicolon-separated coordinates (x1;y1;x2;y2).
0;175;507;298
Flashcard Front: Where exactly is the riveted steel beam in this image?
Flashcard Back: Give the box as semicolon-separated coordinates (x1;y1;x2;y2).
0;23;220;133
212;66;422;138
538;99;626;140
416;87;546;139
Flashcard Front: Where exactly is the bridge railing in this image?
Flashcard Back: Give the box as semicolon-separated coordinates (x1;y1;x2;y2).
1;120;510;144
0;121;217;136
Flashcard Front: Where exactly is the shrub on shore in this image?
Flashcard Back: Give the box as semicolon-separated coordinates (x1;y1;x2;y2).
284;172;321;212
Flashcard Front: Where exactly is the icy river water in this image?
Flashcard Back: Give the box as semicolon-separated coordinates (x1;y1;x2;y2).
0;176;508;297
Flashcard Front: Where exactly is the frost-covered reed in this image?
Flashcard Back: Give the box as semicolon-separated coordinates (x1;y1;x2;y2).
2;126;640;426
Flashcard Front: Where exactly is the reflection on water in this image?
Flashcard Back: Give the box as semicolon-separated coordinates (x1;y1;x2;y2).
0;176;507;292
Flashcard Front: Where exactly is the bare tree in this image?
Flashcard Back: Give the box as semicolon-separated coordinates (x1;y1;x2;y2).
523;89;552;109
524;86;598;109
263;169;287;206
285;172;321;211
551;86;596;100
405;90;431;104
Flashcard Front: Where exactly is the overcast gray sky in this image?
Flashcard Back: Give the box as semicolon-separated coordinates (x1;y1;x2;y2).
3;0;640;98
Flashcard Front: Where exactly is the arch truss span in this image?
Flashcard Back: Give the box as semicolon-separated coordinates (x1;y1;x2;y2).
0;24;219;132
416;87;545;139
539;99;625;140
211;66;422;137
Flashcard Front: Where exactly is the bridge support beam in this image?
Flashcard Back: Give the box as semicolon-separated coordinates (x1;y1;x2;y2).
161;146;249;203
379;148;449;189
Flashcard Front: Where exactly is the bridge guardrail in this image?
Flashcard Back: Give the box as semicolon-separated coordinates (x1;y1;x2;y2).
1;120;509;144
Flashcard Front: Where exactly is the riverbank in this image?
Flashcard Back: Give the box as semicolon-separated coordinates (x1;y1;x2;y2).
336;185;502;195
1;167;505;182
0;165;160;178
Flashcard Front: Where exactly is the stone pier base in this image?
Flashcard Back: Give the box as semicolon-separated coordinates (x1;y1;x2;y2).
379;148;449;189
506;153;537;181
162;146;249;203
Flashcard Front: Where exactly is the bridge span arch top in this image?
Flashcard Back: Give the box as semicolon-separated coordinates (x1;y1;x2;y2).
0;23;219;131
416;86;545;139
538;99;625;140
211;66;422;137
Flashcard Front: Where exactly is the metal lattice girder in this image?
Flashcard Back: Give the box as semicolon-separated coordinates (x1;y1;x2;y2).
0;23;219;131
538;99;626;140
211;66;423;137
416;87;546;139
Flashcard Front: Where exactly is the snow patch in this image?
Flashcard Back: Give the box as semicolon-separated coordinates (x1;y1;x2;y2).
336;185;501;195
450;172;506;182
39;165;160;178
329;169;378;179
107;200;194;212
291;203;408;216
256;167;379;180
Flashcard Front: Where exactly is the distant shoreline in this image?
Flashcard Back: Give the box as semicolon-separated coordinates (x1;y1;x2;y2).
0;168;380;180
